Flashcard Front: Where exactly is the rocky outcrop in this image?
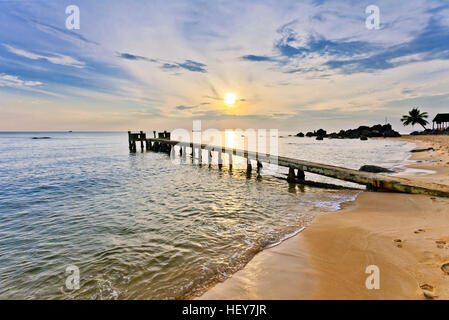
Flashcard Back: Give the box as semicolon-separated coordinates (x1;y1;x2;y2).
359;165;394;173
297;124;401;140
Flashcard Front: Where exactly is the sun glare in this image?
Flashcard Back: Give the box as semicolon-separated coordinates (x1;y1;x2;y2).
224;93;236;106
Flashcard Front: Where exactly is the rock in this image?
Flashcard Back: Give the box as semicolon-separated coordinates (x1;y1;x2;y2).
296;132;304;137
359;165;394;173
360;135;368;141
411;147;434;153
383;129;401;137
316;136;324;140
300;123;400;140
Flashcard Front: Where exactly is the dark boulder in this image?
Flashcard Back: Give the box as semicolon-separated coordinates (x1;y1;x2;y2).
383;129;401;137
305;132;314;137
296;132;304;137
411;147;434;153
360;135;368;141
316;136;324;140
359;165;394;173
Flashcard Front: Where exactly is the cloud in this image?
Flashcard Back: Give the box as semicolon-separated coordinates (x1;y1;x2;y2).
325;17;449;73
116;52;207;73
242;8;449;76
117;52;155;62
175;105;198;110
30;19;99;46
4;44;85;68
167;60;207;73
241;55;276;62
0;74;42;87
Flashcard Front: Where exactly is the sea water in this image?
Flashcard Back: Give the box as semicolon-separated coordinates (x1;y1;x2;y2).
0;132;415;299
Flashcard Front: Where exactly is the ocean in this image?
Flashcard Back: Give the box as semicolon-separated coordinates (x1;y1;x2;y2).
0;132;415;299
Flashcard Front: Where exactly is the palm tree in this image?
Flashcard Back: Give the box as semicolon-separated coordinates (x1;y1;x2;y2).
400;108;429;130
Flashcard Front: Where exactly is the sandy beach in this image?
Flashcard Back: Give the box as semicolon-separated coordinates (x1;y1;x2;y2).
200;135;449;300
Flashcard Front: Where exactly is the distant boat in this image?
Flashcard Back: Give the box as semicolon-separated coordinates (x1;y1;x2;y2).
68;130;73;132
32;137;51;140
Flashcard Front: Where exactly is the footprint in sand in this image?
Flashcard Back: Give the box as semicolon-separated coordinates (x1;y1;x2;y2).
420;284;437;299
393;239;403;248
436;240;446;249
414;229;425;234
441;263;449;275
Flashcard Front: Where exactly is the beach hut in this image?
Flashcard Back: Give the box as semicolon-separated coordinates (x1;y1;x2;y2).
432;113;449;130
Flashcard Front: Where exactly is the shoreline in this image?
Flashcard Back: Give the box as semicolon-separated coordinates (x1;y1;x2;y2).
199;135;449;300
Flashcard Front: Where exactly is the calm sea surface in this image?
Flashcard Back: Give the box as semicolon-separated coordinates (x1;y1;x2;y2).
0;132;415;299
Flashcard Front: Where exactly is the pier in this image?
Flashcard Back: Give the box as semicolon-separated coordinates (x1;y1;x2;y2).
128;131;449;198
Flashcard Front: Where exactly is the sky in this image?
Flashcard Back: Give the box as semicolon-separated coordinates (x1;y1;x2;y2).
1;0;449;132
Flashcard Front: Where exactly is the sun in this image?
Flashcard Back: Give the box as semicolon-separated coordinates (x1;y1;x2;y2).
224;93;236;106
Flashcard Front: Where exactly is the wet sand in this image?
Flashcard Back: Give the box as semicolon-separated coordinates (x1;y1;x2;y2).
199;135;449;300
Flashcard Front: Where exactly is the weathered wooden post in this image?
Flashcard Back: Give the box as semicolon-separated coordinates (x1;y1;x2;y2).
218;150;223;170
128;131;133;152
296;169;305;181
198;146;202;165
208;149;212;167
153;131;156;138
182;145;186;162
287;167;295;182
257;160;263;174
140;131;144;151
228;152;233;170
247;158;252;175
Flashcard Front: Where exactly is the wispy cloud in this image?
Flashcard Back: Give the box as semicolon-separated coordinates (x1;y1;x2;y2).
4;44;85;68
116;52;155;62
241;55;276;62
175;105;198;110
160;59;207;73
0;74;42;87
117;51;207;73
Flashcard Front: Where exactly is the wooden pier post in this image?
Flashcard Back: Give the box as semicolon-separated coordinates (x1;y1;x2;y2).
208;149;212;167
287;167;296;182
296;169;305;181
247;159;252;175
198;146;202;165
140;131;144;151
257;160;263;174
228;152;233;170
128;131;133;152
218;150;223;170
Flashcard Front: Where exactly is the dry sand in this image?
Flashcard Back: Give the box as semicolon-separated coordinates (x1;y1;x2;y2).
199;135;449;300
